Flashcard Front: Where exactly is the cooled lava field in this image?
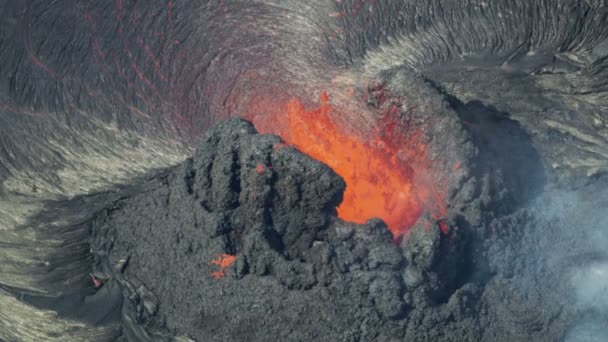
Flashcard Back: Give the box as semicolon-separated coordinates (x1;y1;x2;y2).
1;1;608;341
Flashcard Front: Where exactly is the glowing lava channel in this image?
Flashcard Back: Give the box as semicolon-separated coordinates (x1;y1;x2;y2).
254;93;444;237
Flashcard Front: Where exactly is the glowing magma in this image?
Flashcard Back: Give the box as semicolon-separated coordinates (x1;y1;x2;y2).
210;254;237;279
251;92;445;237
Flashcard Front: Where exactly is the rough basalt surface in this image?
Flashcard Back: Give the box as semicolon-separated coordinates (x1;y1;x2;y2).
89;119;472;341
84;118;575;342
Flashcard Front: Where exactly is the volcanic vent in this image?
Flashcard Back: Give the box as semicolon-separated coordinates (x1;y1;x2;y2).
250;77;471;238
89;74;484;340
3;0;608;341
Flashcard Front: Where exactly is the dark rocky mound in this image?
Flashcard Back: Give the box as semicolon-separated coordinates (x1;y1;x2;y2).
87;118;578;342
90;119;476;341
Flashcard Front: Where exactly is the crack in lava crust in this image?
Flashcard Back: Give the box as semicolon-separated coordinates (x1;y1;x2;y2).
253;92;447;237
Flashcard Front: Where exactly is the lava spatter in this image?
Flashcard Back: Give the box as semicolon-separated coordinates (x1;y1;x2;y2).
210;254;238;279
254;92;446;237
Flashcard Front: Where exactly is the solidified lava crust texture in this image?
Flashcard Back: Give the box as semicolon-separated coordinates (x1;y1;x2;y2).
1;1;608;342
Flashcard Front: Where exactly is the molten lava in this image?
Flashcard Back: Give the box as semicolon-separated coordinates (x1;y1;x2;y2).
210;254;237;279
252;92;446;237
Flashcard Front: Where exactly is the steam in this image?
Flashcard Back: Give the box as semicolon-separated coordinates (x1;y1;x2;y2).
529;186;608;341
571;252;608;313
567;220;608;342
564;321;608;342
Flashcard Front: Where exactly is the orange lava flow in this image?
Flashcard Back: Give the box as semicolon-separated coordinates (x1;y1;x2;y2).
251;92;447;237
210;254;238;279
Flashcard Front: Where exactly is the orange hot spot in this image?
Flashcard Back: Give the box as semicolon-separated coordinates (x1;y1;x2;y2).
210;254;237;279
250;92;447;237
280;93;428;237
255;163;267;174
439;221;450;235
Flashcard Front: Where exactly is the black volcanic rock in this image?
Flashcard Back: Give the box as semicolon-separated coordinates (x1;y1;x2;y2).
84;117;598;342
89;119;479;341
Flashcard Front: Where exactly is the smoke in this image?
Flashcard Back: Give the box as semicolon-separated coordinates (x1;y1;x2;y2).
528;183;608;341
566;221;608;342
571;261;608;310
564;321;608;342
